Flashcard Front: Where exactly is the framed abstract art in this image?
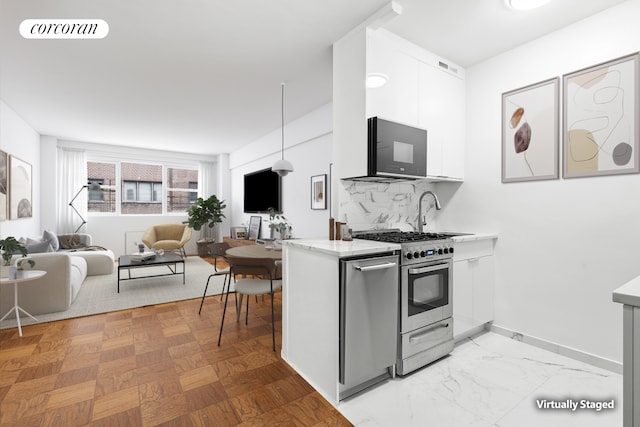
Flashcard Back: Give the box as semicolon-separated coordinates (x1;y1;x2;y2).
563;53;639;178
9;155;32;219
0;150;7;220
502;77;559;183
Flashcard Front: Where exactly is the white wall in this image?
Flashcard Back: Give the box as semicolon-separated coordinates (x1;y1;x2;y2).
40;135;58;234
229;103;332;239
437;0;640;364
0;100;41;239
215;153;232;243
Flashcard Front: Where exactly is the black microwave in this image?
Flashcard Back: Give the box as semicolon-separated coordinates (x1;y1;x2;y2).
367;117;427;180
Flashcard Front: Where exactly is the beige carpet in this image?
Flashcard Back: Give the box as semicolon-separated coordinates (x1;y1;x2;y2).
0;256;228;330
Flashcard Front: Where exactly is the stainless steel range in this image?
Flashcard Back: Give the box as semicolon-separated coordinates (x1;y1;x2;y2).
354;230;455;375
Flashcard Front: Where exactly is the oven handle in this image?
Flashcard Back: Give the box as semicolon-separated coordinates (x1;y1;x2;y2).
408;263;449;275
409;322;451;343
354;262;397;272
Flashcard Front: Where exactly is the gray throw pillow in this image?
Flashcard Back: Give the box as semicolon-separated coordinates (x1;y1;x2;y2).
26;241;53;254
43;229;60;251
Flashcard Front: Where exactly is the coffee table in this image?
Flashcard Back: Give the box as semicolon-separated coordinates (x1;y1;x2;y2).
117;252;185;293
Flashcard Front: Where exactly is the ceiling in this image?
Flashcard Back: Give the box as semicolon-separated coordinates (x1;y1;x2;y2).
0;0;630;156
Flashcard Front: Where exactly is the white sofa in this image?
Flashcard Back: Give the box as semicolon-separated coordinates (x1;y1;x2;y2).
56;233;115;276
0;233;115;316
1;252;88;316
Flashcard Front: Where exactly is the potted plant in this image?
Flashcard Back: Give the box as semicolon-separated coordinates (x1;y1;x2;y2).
268;207;292;240
183;194;226;257
0;236;27;266
16;256;35;270
0;236;28;278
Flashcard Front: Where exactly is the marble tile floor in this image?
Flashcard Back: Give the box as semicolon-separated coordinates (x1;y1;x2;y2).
336;332;622;427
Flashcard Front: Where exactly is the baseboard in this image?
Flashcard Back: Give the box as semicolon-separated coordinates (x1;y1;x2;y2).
489;323;622;375
454;324;486;344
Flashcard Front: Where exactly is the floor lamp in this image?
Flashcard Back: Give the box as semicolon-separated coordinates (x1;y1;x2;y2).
69;182;101;233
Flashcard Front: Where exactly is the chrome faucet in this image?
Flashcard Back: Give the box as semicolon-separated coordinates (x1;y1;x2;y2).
418;191;441;232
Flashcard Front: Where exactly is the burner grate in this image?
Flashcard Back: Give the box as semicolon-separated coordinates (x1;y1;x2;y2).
354;230;455;243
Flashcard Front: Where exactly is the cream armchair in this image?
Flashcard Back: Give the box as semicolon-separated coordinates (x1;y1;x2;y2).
142;223;192;257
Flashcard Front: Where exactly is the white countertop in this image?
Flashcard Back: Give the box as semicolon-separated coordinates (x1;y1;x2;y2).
451;233;499;242
282;233;498;257
282;238;401;257
613;275;640;307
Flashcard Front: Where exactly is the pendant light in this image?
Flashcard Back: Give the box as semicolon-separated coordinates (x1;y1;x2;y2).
272;82;294;176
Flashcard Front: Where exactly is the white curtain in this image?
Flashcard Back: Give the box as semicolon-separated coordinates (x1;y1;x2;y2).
199;161;217;240
57;148;88;234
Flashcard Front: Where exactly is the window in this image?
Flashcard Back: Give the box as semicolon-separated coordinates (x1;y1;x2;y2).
86;161;199;215
166;167;198;213
122;181;162;202
121;163;163;214
87;162;116;213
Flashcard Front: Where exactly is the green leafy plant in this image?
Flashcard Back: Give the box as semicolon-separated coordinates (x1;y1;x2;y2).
183;195;226;240
0;236;27;266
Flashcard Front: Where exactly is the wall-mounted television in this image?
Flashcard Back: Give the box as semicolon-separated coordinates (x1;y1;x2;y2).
243;168;282;213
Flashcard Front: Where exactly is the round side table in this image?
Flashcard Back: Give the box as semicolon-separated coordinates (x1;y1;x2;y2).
0;270;46;336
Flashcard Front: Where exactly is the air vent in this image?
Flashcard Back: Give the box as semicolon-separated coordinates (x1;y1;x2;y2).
438;60;458;75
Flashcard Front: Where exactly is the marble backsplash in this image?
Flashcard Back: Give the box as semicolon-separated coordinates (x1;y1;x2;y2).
338;180;439;232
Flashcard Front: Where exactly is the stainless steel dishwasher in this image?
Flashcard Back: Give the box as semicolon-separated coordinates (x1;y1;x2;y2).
339;252;399;400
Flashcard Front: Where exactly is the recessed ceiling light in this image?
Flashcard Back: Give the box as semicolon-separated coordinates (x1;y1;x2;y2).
505;0;551;11
367;73;388;88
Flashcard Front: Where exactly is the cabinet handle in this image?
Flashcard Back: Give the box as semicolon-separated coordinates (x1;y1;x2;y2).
355;262;397;272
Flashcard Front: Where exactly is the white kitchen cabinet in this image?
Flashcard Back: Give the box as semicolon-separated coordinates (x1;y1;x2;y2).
334;27;465;182
419;61;465;180
453;237;496;340
364;28;465;181
366;30;420;126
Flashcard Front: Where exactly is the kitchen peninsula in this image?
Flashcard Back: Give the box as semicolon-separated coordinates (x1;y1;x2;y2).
281;238;401;403
280;233;497;404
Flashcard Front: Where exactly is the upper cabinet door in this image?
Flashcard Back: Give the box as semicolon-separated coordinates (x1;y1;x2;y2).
419;62;465;180
366;34;420;127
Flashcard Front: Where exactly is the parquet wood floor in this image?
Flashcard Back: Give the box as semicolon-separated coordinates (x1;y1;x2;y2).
0;257;352;426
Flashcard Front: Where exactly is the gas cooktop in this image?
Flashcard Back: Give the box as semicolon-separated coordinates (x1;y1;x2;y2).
353;230;463;244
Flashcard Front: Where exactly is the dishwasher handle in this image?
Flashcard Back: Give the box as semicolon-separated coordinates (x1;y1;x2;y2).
354;262;397;272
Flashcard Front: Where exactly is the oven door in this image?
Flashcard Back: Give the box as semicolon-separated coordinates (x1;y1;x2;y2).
401;260;452;333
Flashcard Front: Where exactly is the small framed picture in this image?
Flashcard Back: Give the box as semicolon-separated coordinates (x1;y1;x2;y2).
248;216;261;239
231;226;247;239
311;174;327;210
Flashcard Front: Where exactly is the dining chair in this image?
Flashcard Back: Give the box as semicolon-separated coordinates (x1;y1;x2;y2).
218;254;282;351
198;242;231;314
